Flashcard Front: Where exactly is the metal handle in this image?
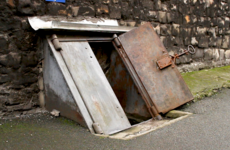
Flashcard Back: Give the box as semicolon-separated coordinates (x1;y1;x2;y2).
187;45;196;54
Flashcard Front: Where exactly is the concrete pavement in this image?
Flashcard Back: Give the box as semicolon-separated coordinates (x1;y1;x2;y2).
1;65;230;150
1;88;230;150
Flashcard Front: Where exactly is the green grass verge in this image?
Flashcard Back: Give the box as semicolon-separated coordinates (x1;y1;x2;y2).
182;65;230;101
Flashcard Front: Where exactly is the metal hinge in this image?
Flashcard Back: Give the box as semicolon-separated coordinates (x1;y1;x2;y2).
113;34;121;48
92;123;103;134
149;106;162;120
51;34;62;51
113;34;127;58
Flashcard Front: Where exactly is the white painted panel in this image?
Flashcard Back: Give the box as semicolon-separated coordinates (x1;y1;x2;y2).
47;39;95;133
60;42;131;135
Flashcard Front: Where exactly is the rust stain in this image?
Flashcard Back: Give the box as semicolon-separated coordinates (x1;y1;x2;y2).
185;15;190;23
7;0;15;8
91;96;103;114
58;10;67;15
210;0;214;5
108;49;151;119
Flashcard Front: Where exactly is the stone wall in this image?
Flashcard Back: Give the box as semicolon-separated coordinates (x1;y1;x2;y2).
1;0;230;112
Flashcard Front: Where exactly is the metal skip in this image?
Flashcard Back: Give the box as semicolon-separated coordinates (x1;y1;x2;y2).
112;23;193;119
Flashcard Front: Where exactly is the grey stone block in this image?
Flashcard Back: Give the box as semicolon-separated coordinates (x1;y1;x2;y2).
161;4;168;11
216;37;223;48
109;5;121;19
222;36;229;49
0;54;8;67
148;11;158;20
225;50;230;59
160;25;171;35
47;3;66;16
0;34;9;53
71;6;79;17
192;49;204;59
184;37;191;46
225;17;229;29
121;2;129;19
127;22;136;27
0;75;11;84
8;52;21;69
142;0;154;9
204;49;213;60
102;0;110;4
153;24;160;35
13;74;37;86
0;52;21;69
191;37;198;45
158;11;167;23
174;37;183;46
220;49;225;60
119;20;126;26
17;0;34;15
179;54;192;64
155;0;161;10
160;36;166;45
217;17;225;28
198;37;209;48
113;0;119;4
78;6;95;16
22;52;38;67
213;49;220;61
208;28;216;38
0;67;11;74
197;27;207;36
190;15;197;24
172;24;180;36
166;13;173;23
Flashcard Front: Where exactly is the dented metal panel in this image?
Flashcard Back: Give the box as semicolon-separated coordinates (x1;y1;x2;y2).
59;42;131;135
114;23;193;114
44;39;94;133
28;17;134;32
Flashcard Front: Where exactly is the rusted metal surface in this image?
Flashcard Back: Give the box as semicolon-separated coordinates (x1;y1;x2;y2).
157;45;196;70
114;22;194;115
108;49;151;120
157;54;172;70
112;39;161;119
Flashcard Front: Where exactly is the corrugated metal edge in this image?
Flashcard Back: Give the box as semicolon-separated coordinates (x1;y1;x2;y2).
28;17;135;32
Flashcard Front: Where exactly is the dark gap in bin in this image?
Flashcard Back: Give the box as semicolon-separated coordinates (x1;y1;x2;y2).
89;42;151;125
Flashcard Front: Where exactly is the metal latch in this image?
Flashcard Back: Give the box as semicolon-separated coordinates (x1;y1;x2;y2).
157;45;196;70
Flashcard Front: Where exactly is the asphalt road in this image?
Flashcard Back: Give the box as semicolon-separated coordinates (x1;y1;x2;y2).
1;88;230;150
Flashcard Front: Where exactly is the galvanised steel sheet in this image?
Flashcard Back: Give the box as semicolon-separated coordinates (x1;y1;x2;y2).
59;42;131;135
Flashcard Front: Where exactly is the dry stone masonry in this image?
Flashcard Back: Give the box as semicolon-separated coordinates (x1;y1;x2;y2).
1;0;230;111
